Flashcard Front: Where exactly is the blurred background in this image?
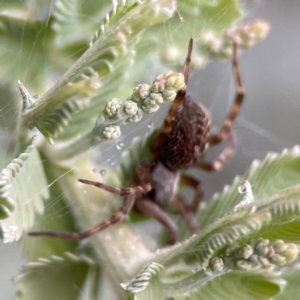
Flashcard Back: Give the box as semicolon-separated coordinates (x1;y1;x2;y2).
1;0;300;298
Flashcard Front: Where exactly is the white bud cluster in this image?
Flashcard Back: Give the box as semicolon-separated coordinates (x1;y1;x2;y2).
99;71;185;139
199;20;270;59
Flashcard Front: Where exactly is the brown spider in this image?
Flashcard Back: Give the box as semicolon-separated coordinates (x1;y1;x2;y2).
29;39;244;244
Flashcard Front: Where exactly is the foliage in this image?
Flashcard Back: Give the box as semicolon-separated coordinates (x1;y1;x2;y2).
1;1;298;300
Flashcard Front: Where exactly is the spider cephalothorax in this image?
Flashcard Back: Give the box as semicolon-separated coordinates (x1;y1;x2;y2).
29;38;244;244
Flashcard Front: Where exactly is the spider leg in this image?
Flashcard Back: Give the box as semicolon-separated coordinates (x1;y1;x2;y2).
162;38;193;134
77;179;151;196
209;42;244;146
174;195;199;234
183;38;193;85
28;196;135;240
196;43;243;172
180;174;203;213
196;131;235;171
135;198;178;245
29;160;153;240
151;39;193;155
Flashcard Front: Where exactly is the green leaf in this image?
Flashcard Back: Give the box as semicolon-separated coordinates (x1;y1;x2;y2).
21;164;79;261
124;146;300;299
52;0;80;47
186;270;284;300
135;0;243;75
0;83;20;166
21;69;101;143
16;252;100;300
51;0;244;156
275;264;300;299
198;146;300;230
21;0;175;142
0;144;49;243
0;15;52;83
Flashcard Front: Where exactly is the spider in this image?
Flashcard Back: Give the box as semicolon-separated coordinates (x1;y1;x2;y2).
29;38;244;244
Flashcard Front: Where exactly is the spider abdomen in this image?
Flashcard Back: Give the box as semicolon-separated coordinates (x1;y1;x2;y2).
160;95;211;171
148;160;180;207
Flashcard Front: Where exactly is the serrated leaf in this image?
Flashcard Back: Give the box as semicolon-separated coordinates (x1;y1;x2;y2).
125;146;300;299
23;69;101;142
48;0;244;156
198;146;300;231
132;269;285;300
21;0;175;142
185;270;284;300
177;146;300;241
0;145;49;243
16;252;100;300
21;164;80;261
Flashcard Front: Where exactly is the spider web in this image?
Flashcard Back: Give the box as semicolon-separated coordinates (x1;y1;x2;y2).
0;0;300;299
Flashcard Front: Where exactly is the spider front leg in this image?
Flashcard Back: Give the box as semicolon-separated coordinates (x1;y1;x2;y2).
28;180;151;240
151;38;193;156
210;42;244;146
29;196;136;240
196;131;235;171
77;179;151;196
197;42;244;172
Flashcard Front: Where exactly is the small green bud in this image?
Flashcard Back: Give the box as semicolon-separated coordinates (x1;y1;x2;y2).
235;244;254;259
105;98;122;117
236;259;253;270
142;97;160;113
103;125;121;139
257;256;272;267
265;246;275;258
151;75;165;92
132;84;150;101
281;243;299;262
255;238;269;249
251;20;270;41
164;72;177;88
162;89;177;102
256;245;269;257
270;254;286;266
209;257;224;272
249;254;259;265
123;100;138;116
272;240;288;253
149;92;164;104
170;73;185;90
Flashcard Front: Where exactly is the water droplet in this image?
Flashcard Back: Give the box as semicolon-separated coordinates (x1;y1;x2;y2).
117;142;124;150
148;122;153;129
100;169;106;176
92;168;97;173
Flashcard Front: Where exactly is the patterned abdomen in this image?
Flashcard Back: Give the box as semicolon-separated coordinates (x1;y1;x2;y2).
160;95;211;171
